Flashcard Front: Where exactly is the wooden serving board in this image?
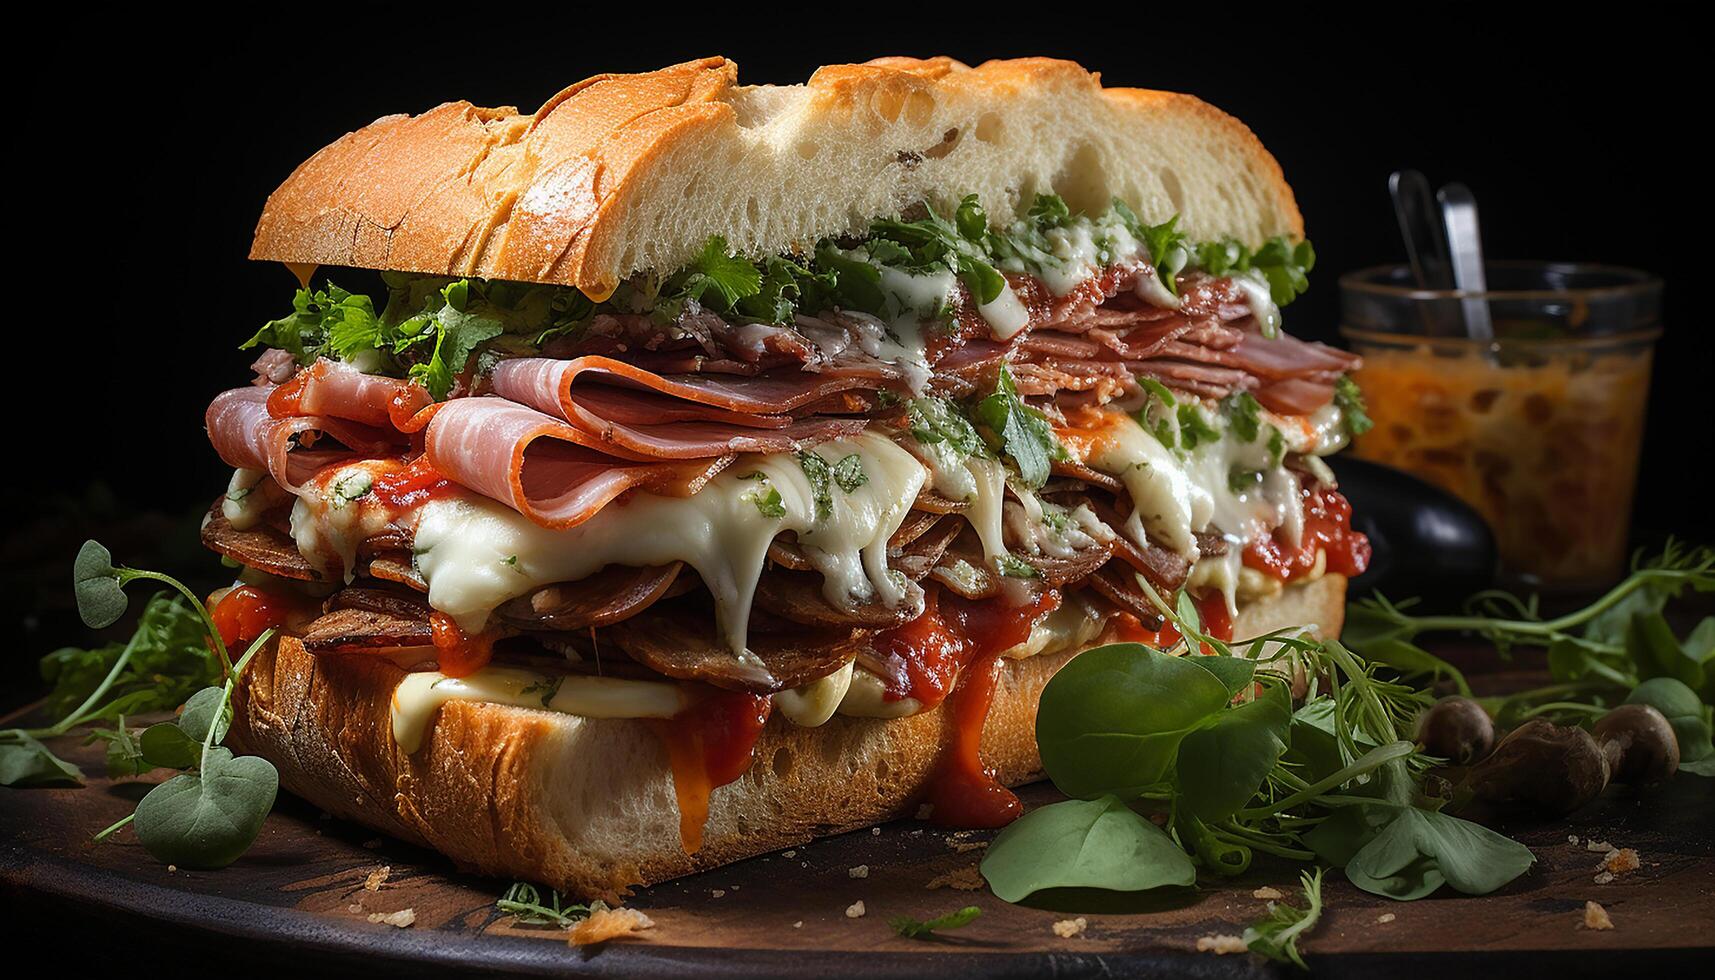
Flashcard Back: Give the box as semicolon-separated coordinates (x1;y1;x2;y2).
3;675;1712;977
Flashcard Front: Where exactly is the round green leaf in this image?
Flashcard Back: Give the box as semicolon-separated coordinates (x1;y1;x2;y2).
1626;677;1714;763
1036;643;1231;799
73;539;128;629
177;687;231;744
134;748;278;868
981;796;1195;902
1342;806;1534;900
139;723;200;771
1177;695;1292;821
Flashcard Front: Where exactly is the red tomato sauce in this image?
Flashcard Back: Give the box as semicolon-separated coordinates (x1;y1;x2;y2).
868;584;1061;829
427;611;497;677
652;690;772;853
371;457;456;512
1244;487;1371;582
210;584;300;650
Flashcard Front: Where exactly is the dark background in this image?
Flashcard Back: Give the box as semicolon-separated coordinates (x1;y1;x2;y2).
4;14;1706;708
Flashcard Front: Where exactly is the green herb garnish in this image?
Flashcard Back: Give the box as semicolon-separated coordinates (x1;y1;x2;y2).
889;905;982;939
973;366;1064;488
1243;868;1324;969
1334;376;1374;437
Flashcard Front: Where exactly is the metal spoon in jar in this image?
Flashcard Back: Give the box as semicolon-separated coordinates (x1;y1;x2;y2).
1437;182;1496;343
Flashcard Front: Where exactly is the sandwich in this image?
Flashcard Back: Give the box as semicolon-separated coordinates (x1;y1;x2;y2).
203;55;1371;898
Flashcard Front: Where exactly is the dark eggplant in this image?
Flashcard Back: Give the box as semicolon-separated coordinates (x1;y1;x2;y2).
1327;456;1497;610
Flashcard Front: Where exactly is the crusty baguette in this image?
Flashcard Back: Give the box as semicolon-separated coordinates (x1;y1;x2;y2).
228;574;1346;900
249;56;1301;299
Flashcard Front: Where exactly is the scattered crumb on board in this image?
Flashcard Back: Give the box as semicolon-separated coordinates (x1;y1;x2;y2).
1377;913;1396;924
845;900;866;919
1251;886;1285;900
1197;934;1249;955
367;909;415;928
1052;917;1087;938
363;866;390;891
848;865;870;879
1583;901;1614;931
926;865;985;891
569;906;654;945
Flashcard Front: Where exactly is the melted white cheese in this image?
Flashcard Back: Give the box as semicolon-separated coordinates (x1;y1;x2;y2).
774;661;854;728
390;667;685;753
408;432;925;657
977;284;1031;339
222;468;289;531
289;462;399;582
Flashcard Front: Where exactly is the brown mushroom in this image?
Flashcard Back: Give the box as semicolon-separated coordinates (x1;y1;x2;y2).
1467;718;1609;815
1592;704;1680;786
1418;697;1496;764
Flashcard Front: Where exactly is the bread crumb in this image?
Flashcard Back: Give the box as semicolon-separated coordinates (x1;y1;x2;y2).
783;850;796;858
167;865;177;873
926;865;985;891
793;921;803;929
711;889;725;898
570;905;654;945
872;827;882;836
1594;871;1615;885
948;841;988;854
1377;913;1396;924
845;901;866;919
363;865;390;891
849;865;870;879
1197;934;1249;954
1585;840;1612;852
347;903;363;913
367;909;415;928
1052;917;1087;938
1599;848;1640;875
1567;835;1580;845
1252;886;1285;900
1583;901;1613;930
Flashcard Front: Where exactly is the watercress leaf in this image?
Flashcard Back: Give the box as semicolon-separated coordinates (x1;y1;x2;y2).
139;722;200;770
1625;678;1714;763
133;747;278;868
1301;802;1395;867
177;687;231;744
1285;698;1379;784
1036;643;1231;798
1627;612;1705;689
97;722;150;778
74;539;127;629
1363;638;1474;697
1680;756;1715;777
1185;654;1256;698
41;594;220;724
980;795;1195;902
0;731;83;786
1177;695;1292;821
1340;806;1534;900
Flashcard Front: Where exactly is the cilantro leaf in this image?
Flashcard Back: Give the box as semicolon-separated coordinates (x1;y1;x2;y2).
832;454;868;493
796;451;834;522
1334;376;1374;436
973;366;1064;488
1221;392;1264;443
908;398;989;459
1176;404;1221;452
244;284;377;365
667;236;764;312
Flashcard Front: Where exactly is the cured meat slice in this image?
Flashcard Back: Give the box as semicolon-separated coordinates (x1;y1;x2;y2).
205;386;402;491
200;502;319;581
423;397;731;528
752;569;925;629
491;563;684;631
605;599;865;694
268;358;435;431
490;356;880;458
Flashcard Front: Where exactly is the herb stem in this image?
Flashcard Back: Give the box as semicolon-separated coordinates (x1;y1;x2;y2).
1237;741;1416;820
41;628;148;737
93;812;134;842
1385;566;1705;639
119;570;231;673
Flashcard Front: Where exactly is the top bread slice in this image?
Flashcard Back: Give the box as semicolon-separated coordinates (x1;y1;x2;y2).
249;56;1302;299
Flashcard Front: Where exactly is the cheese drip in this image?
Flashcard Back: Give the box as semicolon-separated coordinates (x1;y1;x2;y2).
406;431;925;657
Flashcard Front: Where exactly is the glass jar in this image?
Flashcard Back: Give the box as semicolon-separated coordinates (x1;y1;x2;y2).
1339;262;1663;592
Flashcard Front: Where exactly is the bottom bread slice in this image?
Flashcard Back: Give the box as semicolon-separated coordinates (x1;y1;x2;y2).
229;574;1347;899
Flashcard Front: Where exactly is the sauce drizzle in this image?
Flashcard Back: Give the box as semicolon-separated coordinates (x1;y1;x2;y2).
652;689;772;853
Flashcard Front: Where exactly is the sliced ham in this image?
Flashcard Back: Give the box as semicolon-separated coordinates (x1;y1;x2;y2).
490;356;876;458
269;358;435;431
423;396;731;529
205;386;401;491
